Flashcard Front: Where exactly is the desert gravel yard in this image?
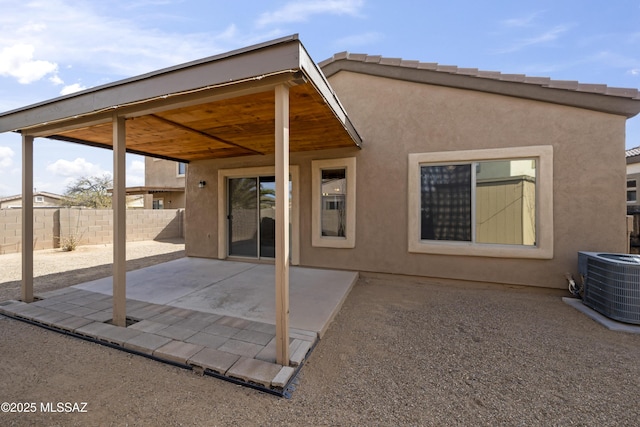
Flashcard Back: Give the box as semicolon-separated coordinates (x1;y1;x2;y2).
1;241;640;426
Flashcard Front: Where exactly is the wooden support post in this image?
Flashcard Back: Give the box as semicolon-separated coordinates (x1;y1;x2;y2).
112;114;127;327
275;84;290;366
21;134;34;303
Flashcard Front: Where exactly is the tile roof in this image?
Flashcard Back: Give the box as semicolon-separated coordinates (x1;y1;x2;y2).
0;191;64;203
319;52;640;101
626;146;640;158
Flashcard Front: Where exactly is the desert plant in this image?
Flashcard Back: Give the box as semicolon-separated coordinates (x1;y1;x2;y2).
59;232;83;251
55;208;85;251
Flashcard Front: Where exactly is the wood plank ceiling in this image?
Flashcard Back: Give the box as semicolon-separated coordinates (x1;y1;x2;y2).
51;82;358;162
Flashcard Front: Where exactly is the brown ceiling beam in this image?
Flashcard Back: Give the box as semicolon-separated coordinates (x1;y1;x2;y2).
46;134;191;163
149;114;264;155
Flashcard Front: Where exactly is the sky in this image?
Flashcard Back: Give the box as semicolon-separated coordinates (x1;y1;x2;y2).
1;0;639;197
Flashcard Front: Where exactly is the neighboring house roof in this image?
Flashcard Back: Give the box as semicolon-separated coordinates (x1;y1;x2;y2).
108;186;185;195
626;146;640;158
626;146;640;164
0;191;64;203
320;52;640;118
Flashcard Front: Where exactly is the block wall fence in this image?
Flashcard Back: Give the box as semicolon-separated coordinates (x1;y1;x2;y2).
0;208;184;255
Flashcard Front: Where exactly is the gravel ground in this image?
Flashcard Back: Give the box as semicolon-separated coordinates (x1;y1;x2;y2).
0;239;186;302
1;243;640;426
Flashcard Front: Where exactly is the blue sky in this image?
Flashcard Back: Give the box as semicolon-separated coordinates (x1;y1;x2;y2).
1;0;639;197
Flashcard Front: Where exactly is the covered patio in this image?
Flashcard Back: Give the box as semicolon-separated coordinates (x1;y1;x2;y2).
0;258;357;395
0;34;362;391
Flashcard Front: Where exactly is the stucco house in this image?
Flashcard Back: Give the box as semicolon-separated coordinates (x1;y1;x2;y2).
185;41;640;290
625;147;640;250
0;191;63;209
2;35;640;366
627;147;640;209
119;159;186;209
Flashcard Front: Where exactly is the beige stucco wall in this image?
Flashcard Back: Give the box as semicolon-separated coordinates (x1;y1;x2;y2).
145;158;186;187
144;158;186;209
185;71;628;288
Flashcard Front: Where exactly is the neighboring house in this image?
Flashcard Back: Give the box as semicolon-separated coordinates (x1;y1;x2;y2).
0;191;64;209
625;147;640;251
121;159;186;209
125;195;145;209
626;147;640;212
3;35;640;292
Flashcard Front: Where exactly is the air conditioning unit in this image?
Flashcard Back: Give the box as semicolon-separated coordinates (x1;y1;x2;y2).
578;252;640;325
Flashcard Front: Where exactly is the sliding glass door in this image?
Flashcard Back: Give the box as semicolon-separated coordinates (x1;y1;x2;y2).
228;176;281;258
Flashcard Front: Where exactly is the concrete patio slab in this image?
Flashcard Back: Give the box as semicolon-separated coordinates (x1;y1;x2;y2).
563;297;640;334
3;257;357;395
63;305;99;317
128;319;167;334
233;329;274;346
203;323;242;338
84;300;113;311
30;309;73;326
217;339;264;358
227;357;284;388
75;321;120;339
155;325;198;341
154;340;205;364
9;305;51;318
73;258;358;337
99;326;144;345
83;310;113;322
187;347;240;375
185;331;229;349
54;315;94;332
290;340;312;366
74;257;258;304
272;366;296;389
173;316;219;331
124;333;173;355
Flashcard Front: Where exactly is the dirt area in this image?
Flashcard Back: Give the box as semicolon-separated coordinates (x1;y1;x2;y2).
0;239;186;302
1;242;640;426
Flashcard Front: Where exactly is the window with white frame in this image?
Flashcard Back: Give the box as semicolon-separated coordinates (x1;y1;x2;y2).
312;157;356;248
177;162;187;176
627;179;637;203
408;146;553;259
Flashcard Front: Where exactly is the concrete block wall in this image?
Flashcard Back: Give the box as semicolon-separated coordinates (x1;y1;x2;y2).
0;209;57;254
0;208;184;254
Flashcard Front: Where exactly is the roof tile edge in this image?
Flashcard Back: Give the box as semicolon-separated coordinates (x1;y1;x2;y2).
320;52;640;101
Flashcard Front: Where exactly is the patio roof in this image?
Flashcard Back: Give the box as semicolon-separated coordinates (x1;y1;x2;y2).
0;34;362;161
5;35;361;367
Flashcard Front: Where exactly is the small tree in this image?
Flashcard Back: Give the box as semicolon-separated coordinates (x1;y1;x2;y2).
62;174;113;208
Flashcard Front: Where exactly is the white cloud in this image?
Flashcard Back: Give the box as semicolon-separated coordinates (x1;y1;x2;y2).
0;0;235;82
494;25;571;54
49;74;63;85
60;83;87;95
127;159;145;186
256;0;365;28
129;159;145;174
46;157;106;177
0;44;58;84
502;12;543;28
0;146;15;169
628;69;640;76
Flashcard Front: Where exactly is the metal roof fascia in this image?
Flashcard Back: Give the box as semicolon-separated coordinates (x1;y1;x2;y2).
298;45;363;148
0;35;303;133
